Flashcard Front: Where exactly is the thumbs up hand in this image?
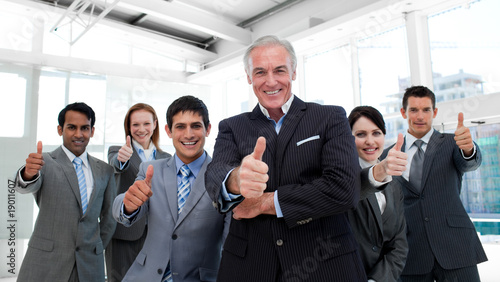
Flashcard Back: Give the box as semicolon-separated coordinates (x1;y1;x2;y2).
23;141;45;180
454;112;474;156
123;165;154;214
117;135;134;163
373;133;407;182
235;137;269;198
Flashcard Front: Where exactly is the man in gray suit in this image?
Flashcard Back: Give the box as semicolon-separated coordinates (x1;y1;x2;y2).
14;102;116;282
113;95;230;282
382;86;487;281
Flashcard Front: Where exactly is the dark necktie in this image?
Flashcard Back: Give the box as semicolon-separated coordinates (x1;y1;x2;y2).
409;140;424;191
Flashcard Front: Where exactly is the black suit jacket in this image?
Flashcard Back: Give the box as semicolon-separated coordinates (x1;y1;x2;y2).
382;130;487;275
205;97;366;281
348;166;408;281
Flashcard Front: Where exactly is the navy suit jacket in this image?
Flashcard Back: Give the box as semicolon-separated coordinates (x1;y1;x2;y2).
382;130;487;275
205;97;366;281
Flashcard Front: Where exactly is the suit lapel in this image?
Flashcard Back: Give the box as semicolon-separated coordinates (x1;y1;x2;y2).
276;97;306;167
367;194;384;236
420;131;444;191
129;147;142;173
163;157;179;221
175;155;212;227
87;154;103;215
51;147;84;215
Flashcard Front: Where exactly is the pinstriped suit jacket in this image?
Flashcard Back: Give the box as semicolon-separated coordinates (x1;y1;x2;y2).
108;146;171;240
382;130;487;275
14;146;116;282
205;97;367;281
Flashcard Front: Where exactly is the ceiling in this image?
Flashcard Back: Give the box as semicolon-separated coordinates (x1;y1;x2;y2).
5;0;462;77
22;0;308;64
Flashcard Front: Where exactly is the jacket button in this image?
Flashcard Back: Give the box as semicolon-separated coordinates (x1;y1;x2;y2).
276;239;283;246
425;217;430;222
372;246;378;252
172;234;178;240
157;269;163;274
75;247;80;251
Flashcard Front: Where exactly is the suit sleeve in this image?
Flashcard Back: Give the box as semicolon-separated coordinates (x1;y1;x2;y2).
454;140;481;173
108;146;131;173
205;118;245;213
112;162;149;226
368;185;408;281
100;165;117;248
360;166;385;200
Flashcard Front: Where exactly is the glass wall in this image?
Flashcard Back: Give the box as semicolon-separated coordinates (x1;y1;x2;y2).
428;0;500;100
358;25;410;115
303;44;354;110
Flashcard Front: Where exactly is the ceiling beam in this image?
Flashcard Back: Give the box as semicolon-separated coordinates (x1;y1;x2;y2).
3;0;218;63
118;0;252;45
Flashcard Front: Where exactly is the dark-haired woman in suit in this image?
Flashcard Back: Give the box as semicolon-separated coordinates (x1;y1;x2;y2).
347;106;408;282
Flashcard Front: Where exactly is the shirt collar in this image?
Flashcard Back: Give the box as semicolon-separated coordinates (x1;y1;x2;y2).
406;128;434;150
258;94;294;118
132;139;156;158
358;157;379;169
61;145;89;167
174;151;206;178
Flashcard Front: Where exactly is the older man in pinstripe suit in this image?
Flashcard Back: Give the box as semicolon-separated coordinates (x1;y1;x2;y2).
382;86;487;282
205;35;366;281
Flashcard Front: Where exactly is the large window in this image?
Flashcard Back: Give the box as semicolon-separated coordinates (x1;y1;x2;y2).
358;24;410;115
303;44;353;110
0;72;26;137
428;0;500;101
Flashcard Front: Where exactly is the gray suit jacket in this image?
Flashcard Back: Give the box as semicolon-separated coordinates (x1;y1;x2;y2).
382;131;487;275
108;146;171;240
14;146;116;282
348;166;408;281
113;153;230;282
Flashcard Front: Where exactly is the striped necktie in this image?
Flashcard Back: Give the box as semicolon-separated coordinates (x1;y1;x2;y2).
73;157;88;214
177;165;191;214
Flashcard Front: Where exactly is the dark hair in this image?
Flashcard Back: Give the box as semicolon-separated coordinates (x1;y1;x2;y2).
58;102;96;128
124;103;162;152
402;85;436;110
166;96;209;131
348;106;386;135
243;35;297;75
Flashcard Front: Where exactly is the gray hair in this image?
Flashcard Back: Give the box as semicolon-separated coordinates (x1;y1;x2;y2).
243;35;297;75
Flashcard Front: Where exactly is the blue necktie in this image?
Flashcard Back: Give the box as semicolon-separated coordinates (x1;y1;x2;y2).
410;140;424;191
73;157;88;214
177;165;191;214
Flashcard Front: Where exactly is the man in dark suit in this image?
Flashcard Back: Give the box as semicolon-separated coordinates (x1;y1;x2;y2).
13;102;116;282
113;96;230;282
382;86;487;281
205;35;366;281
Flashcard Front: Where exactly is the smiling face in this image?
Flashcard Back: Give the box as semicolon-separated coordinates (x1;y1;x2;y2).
352;116;385;164
166;110;211;164
58;110;94;157
246;45;296;120
130;109;157;149
401;96;438;139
